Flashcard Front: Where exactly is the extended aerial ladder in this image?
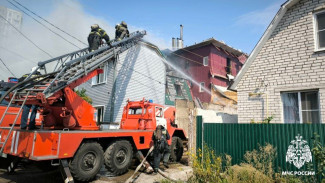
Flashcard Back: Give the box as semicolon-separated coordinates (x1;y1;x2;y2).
0;31;146;156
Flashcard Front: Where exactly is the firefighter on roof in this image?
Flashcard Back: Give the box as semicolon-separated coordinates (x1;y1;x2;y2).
115;21;129;41
88;24;111;52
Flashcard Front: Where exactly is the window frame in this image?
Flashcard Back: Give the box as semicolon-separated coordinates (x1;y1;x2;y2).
155;107;163;118
91;63;107;86
203;56;209;66
281;90;321;124
313;10;325;52
174;83;183;97
226;58;232;75
199;82;205;93
128;107;146;115
93;105;105;123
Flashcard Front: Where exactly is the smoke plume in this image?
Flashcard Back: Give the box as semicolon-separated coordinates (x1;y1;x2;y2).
0;0;168;80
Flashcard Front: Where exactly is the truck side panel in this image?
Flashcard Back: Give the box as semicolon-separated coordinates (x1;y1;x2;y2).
1;129;155;160
1;130;34;158
32;132;60;160
58;130;154;159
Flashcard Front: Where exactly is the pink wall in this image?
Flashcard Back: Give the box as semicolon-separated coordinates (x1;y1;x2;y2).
170;43;245;103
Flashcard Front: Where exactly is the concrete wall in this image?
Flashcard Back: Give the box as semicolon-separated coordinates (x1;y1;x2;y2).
196;108;238;123
237;0;325;123
175;99;195;157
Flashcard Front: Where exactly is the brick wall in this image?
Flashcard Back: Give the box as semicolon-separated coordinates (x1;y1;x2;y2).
237;0;325;123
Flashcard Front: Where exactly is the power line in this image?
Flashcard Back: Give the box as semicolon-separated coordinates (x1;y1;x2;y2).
11;0;88;46
0;57;16;77
0;46;37;64
7;0;82;49
0;14;53;58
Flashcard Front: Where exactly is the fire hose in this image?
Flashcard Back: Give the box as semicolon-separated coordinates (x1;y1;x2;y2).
126;146;178;183
126;146;154;183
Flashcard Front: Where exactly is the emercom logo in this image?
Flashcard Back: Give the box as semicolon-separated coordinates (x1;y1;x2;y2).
285;134;312;169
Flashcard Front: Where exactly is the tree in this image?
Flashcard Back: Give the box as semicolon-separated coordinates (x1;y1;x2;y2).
75;88;92;104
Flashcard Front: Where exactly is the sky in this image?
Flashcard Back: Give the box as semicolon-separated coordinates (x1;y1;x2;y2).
0;0;285;80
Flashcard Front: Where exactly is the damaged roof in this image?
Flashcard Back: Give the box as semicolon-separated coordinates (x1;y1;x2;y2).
174;38;248;57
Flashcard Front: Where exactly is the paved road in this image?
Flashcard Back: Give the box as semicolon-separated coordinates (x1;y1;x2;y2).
0;157;190;183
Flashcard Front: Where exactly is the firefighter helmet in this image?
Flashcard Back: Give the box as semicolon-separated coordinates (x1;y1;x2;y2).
121;21;127;28
91;24;99;30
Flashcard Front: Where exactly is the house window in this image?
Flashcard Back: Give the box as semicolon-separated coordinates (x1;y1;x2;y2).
203;56;209;66
226;58;232;74
92;64;107;85
174;83;183;97
281;91;320;123
199;82;205;92
94;106;104;123
314;11;325;51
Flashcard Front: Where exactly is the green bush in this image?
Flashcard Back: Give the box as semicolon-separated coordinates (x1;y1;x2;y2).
75;88;92;104
225;164;273;183
186;144;303;183
189;145;224;183
243;143;276;177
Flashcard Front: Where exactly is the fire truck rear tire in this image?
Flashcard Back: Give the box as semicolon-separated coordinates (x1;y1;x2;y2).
170;137;183;162
69;142;104;182
104;140;133;175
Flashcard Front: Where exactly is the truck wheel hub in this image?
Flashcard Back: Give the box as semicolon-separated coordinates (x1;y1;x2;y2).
82;153;96;170
116;149;127;164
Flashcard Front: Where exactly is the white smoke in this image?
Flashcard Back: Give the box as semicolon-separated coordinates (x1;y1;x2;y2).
0;0;169;80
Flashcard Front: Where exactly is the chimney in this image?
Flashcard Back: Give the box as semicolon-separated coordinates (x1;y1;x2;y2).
179;24;183;48
176;38;180;49
180;24;183;40
177;39;182;49
172;37;176;50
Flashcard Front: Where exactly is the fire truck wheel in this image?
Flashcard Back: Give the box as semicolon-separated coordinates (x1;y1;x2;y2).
104;140;133;175
170;137;184;162
69;142;104;182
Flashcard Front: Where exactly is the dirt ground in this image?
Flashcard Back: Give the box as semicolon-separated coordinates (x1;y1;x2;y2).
0;156;191;183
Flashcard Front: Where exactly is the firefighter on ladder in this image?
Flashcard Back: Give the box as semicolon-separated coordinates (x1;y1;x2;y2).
115;21;129;41
88;24;111;52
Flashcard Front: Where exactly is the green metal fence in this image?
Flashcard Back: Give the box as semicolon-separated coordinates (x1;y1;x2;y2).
196;116;325;173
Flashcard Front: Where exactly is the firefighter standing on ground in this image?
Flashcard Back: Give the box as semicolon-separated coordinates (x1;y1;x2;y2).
152;124;170;173
88;24;111;52
115;21;129;41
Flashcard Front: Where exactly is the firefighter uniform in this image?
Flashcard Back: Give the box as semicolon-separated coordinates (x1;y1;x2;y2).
152;125;170;173
88;24;111;52
115;21;129;41
19;68;41;130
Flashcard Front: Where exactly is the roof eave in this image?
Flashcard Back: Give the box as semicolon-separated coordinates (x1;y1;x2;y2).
229;0;300;90
174;38;245;57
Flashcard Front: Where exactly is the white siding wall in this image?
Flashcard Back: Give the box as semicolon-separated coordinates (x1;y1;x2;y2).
80;43;166;123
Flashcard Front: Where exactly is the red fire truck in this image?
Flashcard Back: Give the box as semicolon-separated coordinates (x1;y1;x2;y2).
0;31;186;182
